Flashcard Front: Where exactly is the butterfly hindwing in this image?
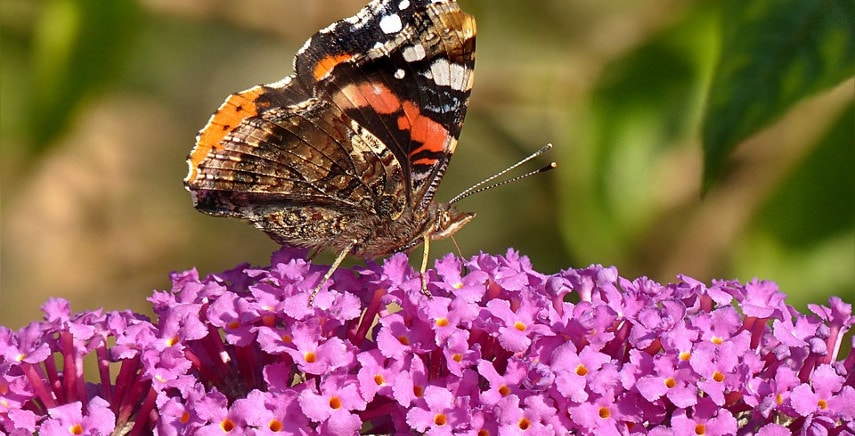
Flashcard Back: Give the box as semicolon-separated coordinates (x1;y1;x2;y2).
189;97;408;220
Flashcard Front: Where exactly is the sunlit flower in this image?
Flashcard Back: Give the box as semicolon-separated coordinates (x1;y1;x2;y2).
1;248;853;434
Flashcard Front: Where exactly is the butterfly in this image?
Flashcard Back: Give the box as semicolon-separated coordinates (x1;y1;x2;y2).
185;0;477;300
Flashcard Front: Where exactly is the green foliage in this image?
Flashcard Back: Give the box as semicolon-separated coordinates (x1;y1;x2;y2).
562;5;718;271
566;0;853;306
702;0;855;192
28;0;140;154
734;103;855;308
759;103;854;249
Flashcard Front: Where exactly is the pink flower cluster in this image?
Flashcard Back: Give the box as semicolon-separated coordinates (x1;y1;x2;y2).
1;248;853;434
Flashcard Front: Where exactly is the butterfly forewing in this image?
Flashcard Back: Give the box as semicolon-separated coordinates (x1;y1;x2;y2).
305;2;476;211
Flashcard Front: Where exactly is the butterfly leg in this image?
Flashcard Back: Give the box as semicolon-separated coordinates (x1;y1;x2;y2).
308;240;355;305
419;235;433;299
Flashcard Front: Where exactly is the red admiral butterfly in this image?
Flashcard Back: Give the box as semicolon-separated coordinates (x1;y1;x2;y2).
186;0;551;300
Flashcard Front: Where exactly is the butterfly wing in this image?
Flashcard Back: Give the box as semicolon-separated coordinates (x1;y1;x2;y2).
294;0;476;212
185;0;475;251
188;96;407;219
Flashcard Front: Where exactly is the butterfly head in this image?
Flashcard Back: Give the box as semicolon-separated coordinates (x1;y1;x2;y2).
429;203;476;241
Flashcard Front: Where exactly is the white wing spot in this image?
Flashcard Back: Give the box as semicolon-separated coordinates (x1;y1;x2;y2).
394;69;406;79
402;44;426;62
429;58;470;91
379;14;403;34
398;0;410;9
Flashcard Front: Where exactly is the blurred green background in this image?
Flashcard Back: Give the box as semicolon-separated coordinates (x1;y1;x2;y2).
2;0;852;329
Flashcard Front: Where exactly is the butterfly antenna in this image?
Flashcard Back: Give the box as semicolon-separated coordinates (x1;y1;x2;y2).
448;144;556;205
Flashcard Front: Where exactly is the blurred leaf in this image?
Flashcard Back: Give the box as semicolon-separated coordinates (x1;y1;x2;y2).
734;102;854;310
0;1;39;144
562;5;717;267
759;102;854;248
29;0;140;154
702;0;855;192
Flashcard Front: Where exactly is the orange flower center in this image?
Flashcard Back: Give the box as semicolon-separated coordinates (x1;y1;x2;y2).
329;396;342;409
434;413;447;426
664;377;677;388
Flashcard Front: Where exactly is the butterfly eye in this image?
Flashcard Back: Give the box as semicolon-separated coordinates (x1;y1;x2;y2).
436;211;450;230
